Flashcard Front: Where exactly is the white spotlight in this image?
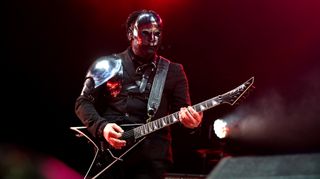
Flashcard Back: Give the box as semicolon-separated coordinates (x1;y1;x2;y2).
213;119;229;139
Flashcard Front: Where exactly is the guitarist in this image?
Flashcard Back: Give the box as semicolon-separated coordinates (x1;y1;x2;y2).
75;9;203;179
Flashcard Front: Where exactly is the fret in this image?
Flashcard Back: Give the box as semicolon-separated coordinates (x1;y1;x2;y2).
138;126;143;136
162;117;166;125
142;126;146;133
193;105;199;112
162;118;166;126
199;103;207;111
158;119;163;128
151;121;158;130
148;122;154;132
140;126;144;135
169;115;174;123
172;112;179;122
144;125;148;134
146;123;149;132
165;116;170;124
156;119;161;128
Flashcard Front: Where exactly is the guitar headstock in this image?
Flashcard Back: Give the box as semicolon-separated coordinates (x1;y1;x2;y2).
219;76;255;106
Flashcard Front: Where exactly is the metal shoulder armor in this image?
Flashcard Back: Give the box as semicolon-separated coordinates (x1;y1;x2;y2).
86;54;123;89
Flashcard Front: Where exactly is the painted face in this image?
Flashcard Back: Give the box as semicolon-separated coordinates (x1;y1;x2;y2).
131;13;162;59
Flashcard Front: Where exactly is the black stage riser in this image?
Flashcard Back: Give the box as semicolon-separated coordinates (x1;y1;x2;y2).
207;153;320;179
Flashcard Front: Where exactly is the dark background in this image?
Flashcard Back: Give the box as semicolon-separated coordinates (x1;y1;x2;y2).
3;0;320;177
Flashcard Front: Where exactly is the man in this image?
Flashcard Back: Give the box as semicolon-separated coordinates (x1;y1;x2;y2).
75;9;203;179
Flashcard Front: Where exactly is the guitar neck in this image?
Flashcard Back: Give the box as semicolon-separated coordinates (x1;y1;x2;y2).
133;96;222;139
127;76;255;140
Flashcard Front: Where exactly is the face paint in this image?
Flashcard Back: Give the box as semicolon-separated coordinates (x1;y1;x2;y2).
130;12;163;59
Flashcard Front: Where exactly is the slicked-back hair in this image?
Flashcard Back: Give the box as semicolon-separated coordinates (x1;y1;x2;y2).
125;9;161;35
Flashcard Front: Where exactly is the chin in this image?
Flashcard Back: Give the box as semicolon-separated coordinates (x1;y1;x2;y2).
142;50;156;57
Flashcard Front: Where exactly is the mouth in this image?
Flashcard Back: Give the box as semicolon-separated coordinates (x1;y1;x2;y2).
142;44;157;49
149;42;157;47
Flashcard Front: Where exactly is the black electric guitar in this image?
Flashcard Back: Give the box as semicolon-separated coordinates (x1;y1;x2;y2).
71;76;255;179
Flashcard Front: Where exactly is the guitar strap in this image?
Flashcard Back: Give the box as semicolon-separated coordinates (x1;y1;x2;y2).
147;57;170;121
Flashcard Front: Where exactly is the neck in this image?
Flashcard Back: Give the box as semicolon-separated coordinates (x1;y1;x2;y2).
129;48;156;65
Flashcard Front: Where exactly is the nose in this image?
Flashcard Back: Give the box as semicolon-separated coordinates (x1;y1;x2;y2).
150;32;156;41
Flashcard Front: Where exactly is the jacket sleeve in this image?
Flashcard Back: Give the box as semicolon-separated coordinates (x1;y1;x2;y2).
170;63;201;134
170;63;191;112
74;77;108;139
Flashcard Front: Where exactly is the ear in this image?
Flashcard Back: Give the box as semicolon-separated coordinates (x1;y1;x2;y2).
127;27;133;41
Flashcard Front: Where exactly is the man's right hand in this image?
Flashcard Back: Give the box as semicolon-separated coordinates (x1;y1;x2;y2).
103;123;126;149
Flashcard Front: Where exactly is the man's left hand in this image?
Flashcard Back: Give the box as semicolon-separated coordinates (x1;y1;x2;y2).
179;106;203;129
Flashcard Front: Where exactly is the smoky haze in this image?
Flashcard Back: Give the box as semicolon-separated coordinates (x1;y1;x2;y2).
224;67;320;154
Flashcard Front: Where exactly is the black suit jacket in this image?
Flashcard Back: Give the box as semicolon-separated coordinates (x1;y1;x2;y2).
75;48;191;162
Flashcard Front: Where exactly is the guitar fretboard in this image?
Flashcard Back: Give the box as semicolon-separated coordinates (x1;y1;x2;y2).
133;96;222;139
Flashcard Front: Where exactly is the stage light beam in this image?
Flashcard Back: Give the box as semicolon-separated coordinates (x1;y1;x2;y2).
213;119;230;139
